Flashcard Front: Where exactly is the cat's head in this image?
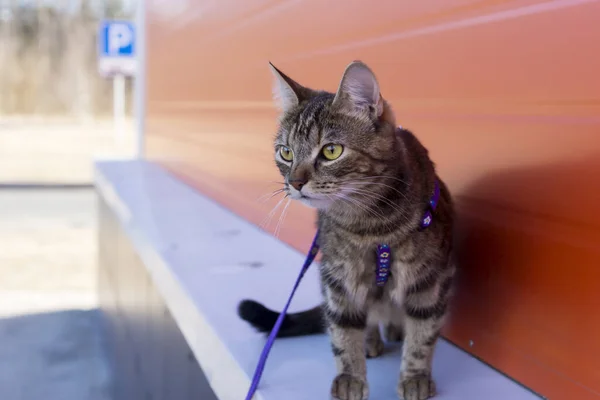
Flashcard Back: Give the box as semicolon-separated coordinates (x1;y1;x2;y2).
270;61;401;210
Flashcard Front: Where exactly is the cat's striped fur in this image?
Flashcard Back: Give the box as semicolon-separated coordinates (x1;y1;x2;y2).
238;61;455;400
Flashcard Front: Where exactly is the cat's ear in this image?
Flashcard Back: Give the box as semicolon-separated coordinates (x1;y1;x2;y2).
332;61;384;118
269;62;309;114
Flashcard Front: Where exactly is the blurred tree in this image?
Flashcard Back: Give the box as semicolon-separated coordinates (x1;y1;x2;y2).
0;0;135;118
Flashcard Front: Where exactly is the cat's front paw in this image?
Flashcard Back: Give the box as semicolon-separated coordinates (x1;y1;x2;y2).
331;374;369;400
398;375;436;400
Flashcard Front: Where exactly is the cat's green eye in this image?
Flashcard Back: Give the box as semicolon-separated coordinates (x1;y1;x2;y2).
322;144;344;160
279;146;294;161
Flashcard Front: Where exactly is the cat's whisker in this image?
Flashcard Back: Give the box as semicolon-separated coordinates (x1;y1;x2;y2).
341;186;407;216
274;198;292;238
327;193;381;234
327;193;389;234
332;193;389;224
260;195;287;229
341;180;409;201
335;190;411;227
256;188;285;203
337;198;397;232
355;189;410;222
342;175;411;186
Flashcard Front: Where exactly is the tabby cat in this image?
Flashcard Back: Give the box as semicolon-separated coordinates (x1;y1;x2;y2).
238;60;455;400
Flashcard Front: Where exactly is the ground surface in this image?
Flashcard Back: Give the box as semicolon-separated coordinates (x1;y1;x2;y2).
0;117;120;400
0;116;135;184
0;189;99;315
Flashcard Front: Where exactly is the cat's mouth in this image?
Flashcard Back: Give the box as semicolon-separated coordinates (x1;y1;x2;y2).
292;192;316;202
288;190;332;209
299;196;332;209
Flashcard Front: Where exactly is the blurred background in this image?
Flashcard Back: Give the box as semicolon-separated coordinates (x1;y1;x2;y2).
0;1;137;398
1;0;137;183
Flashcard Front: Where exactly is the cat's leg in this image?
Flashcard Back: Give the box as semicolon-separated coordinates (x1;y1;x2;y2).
325;292;369;400
365;325;384;358
329;320;369;400
397;268;454;400
384;307;405;342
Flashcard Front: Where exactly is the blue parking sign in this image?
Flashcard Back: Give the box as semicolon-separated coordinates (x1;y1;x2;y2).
99;20;135;57
98;20;137;76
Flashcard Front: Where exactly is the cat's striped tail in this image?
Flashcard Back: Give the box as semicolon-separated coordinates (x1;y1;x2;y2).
237;300;325;338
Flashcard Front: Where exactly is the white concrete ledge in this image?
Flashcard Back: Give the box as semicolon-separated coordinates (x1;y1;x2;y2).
94;160;540;400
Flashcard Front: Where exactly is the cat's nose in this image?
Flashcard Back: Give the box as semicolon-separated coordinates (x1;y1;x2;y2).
288;166;310;191
289;179;307;191
289;167;310;191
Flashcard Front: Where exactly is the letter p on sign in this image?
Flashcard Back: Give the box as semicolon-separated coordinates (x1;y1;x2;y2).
108;23;133;54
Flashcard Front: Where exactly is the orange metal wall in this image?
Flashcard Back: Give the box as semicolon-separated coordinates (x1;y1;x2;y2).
145;1;600;399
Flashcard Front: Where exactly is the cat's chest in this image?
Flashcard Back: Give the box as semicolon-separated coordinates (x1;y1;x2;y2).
320;241;414;306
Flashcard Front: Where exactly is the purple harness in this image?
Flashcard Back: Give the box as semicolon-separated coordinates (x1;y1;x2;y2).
244;180;440;400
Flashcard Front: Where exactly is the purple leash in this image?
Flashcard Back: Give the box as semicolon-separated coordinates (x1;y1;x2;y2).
244;231;320;400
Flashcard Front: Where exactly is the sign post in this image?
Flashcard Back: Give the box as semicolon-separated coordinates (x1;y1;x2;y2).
98;21;137;146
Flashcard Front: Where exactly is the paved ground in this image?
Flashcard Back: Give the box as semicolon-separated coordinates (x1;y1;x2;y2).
0;189;98;314
0;187;113;399
0;117;134;399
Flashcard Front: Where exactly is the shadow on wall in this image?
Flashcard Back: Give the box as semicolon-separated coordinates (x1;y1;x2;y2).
448;153;600;397
0;309;114;400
